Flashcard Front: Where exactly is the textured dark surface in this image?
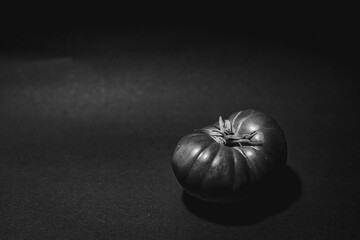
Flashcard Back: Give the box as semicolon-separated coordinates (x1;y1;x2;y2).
0;17;359;239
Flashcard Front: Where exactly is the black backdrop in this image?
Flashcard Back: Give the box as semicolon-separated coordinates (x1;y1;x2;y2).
0;9;359;239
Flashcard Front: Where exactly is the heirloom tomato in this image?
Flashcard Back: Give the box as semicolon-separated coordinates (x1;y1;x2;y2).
172;109;287;203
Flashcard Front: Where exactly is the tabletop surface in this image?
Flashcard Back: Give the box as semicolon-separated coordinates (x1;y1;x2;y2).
0;20;359;239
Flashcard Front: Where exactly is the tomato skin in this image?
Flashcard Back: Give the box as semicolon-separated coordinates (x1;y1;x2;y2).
171;109;287;203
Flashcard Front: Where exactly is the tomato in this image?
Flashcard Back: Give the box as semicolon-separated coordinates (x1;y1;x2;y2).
172;109;287;203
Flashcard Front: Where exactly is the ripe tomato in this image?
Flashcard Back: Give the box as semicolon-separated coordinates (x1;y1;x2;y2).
172;109;287;203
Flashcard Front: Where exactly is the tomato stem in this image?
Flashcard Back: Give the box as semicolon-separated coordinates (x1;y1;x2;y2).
215;116;263;147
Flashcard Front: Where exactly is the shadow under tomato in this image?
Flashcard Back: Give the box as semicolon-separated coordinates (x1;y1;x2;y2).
182;166;302;225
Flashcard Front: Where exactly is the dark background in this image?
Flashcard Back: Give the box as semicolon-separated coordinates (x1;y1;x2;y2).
0;8;359;239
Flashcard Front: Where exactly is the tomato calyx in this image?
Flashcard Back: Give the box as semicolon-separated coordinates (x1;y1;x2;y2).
210;116;263;147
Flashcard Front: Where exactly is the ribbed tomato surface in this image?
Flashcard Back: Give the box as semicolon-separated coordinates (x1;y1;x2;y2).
172;109;287;203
